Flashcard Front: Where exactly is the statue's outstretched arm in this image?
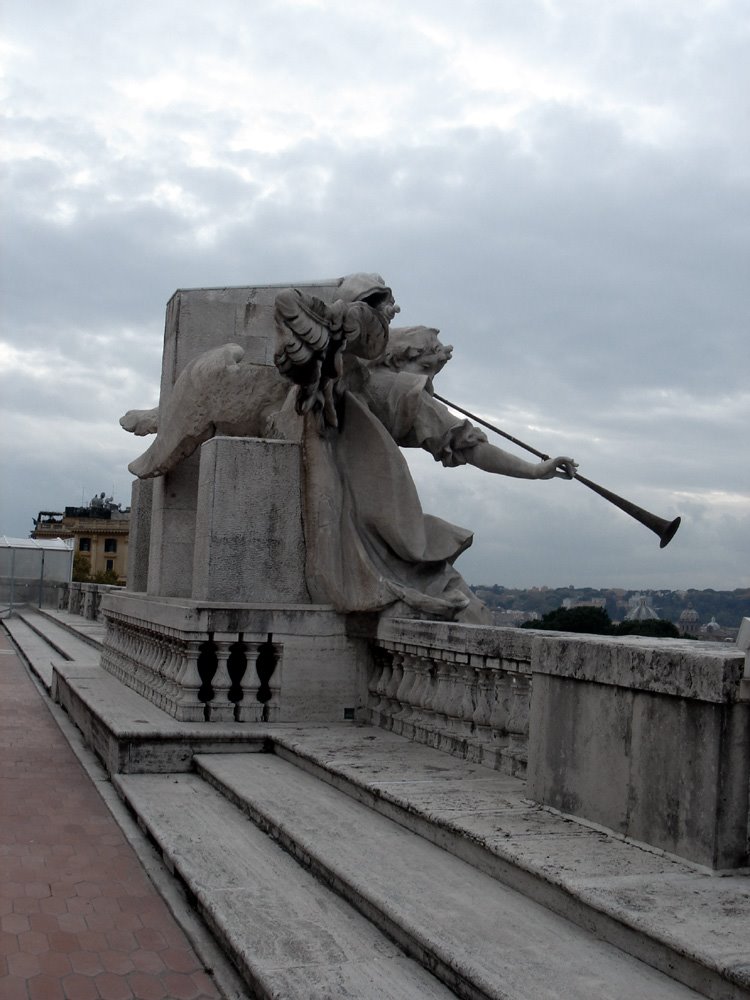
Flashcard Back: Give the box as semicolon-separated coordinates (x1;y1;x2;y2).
408;391;577;480
464;441;577;480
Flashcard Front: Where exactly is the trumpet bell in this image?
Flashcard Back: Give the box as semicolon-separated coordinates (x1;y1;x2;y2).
575;472;681;549
659;516;681;549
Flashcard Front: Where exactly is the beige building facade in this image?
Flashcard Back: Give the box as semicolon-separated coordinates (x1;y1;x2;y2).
33;494;130;584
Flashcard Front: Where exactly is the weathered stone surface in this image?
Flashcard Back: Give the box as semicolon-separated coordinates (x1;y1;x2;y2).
192;436;308;603
264;727;750;998
139;281;340;603
192;752;702;999
161;283;339;390
126;476;153;591
739;617;750;701
146;451;201;597
531;631;745;702
115;771;455;1000
527;635;750;869
376;617;535;660
8;603;748;1000
99;591;365;724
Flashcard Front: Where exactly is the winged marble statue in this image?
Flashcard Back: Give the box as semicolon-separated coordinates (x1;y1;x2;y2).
121;273;576;622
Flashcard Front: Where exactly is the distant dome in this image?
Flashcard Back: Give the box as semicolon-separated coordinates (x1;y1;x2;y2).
679;606;699;623
625;596;658;622
703;616;721;632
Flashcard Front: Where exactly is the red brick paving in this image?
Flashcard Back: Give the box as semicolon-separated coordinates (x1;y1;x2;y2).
0;632;221;999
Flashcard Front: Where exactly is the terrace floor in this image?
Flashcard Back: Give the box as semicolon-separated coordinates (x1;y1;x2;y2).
0;629;227;1000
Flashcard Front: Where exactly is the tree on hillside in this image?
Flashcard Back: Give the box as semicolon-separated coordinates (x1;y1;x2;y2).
522;606;681;638
613;619;680;638
521;606;612;634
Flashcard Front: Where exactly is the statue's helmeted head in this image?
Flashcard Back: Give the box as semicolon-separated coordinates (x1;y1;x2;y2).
337;273;400;323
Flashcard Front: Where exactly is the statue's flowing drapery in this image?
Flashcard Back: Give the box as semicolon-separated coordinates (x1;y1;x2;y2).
299;365;489;621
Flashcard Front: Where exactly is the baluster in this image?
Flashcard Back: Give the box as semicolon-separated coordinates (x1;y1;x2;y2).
174;641;205;721
507;672;532;753
210;639;234;722
143;631;160;700
367;649;385;714
236;641;262;722
227;636;248;720
457;663;478;740
133;628;147;696
255;636;280;723
154;636;171;710
420;657;441;734
489;668;511;746
472;668;494;743
146;633;160;707
373;654;393;726
142;631;156;699
431;659;456;746
109;621;124;684
133;627;148;697
393;652;417;727
443;661;465;737
122;624;137;690
264;675;281;723
161;639;179;713
406;655;430;731
383;653;404;730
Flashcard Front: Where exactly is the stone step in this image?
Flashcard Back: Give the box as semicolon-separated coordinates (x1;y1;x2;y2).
113;770;457;1000
3;614;59;690
34;605;107;650
3;612;98;691
8;607;102;669
265;726;750;1000
193;751;702;1000
6;612;748;998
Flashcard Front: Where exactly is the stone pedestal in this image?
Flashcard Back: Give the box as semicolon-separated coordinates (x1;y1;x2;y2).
111;280;373;724
192;436;308;604
138;281;339;599
146;453;201;597
127;478;153;592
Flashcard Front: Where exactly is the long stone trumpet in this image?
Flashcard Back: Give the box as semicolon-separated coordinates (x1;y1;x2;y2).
433;393;681;548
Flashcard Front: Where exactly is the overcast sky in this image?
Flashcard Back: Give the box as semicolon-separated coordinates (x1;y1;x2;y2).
1;0;748;590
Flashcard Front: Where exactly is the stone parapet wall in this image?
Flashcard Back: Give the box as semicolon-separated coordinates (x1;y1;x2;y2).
370;618;749;869
61;581;123;619
527;630;748;870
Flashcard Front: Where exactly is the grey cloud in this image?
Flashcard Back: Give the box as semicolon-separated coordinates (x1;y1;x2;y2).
1;0;747;588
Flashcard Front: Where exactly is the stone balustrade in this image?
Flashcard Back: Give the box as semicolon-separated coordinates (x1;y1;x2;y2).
370;619;534;775
371;617;749;869
97;590;364;725
101;605;281;723
61;582;123;620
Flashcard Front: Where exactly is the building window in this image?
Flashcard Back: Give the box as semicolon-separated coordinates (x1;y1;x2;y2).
104;538;117;553
79;538;91;552
106;559;114;572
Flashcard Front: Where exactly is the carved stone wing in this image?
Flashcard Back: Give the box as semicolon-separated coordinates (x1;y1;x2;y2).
273;289;346;426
